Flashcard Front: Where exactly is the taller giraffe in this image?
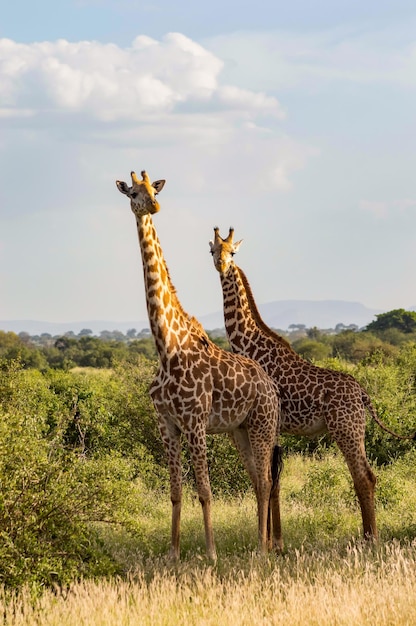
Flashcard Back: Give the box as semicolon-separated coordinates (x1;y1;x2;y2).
116;172;281;561
209;227;414;540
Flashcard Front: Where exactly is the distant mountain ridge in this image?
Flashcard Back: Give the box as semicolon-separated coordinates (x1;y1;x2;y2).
199;300;383;331
0;300;388;336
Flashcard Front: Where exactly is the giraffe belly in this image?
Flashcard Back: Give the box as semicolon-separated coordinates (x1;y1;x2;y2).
150;375;249;434
205;403;254;434
280;407;327;437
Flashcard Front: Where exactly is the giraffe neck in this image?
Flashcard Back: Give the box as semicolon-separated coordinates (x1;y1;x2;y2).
220;263;297;359
137;213;193;361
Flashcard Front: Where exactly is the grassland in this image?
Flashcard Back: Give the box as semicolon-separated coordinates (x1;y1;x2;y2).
2;451;416;625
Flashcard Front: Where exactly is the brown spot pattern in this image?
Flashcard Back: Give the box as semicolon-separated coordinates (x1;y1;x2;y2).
210;230;380;540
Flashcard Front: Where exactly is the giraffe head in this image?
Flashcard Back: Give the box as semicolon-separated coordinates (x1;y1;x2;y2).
209;227;243;276
116;170;166;216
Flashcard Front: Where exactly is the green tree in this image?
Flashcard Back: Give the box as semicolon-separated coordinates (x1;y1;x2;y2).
128;337;157;361
0;331;48;370
208;334;231;351
331;330;398;363
78;328;93;337
366;309;416;334
306;326;322;341
292;338;331;361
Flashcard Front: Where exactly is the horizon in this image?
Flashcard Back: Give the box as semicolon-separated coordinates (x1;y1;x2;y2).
1;297;403;336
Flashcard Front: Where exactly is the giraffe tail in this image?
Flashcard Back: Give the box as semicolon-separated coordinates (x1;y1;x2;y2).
362;391;416;441
271;444;284;490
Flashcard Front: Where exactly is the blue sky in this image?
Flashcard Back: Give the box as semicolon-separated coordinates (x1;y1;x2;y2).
1;1;416;326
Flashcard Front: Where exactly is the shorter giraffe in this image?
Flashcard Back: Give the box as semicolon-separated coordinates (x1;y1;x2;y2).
116;173;282;561
210;227;415;540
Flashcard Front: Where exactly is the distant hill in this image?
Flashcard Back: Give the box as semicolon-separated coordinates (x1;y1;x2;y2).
0;300;384;336
199;300;382;331
0;320;150;336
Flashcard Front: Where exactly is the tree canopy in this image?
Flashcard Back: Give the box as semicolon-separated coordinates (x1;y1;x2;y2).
366;309;416;334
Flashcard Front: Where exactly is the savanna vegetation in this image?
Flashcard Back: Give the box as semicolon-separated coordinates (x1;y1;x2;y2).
1;308;416;623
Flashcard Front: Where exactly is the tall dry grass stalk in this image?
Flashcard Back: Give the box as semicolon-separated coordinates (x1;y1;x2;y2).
2;540;416;625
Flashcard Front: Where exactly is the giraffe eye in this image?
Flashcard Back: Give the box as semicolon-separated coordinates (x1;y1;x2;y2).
230;252;235;257
131;192;138;199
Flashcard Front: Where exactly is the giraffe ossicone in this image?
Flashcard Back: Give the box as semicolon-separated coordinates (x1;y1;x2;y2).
210;225;415;541
115;170;282;561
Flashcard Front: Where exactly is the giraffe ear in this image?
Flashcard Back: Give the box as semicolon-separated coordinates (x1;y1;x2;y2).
152;179;166;194
233;239;243;253
209;240;215;253
116;180;131;195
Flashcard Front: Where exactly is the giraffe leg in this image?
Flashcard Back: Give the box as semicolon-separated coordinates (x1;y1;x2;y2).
247;431;274;555
255;468;272;555
229;428;283;552
334;433;378;540
228;428;283;550
186;426;217;562
230;429;278;550
158;418;183;560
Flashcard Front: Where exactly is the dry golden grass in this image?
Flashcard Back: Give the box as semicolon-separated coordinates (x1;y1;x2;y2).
2;452;416;625
2;541;416;625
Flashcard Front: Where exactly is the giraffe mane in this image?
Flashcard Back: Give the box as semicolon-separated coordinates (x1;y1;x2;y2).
189;315;209;339
236;266;293;351
237;266;366;374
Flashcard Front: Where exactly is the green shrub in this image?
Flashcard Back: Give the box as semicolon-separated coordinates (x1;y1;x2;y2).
292;338;332;362
290;453;353;508
205;435;251;496
0;361;161;587
351;347;416;464
0;405;118;587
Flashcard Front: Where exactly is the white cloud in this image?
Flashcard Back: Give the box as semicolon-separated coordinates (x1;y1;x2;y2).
216;85;284;118
0;31;305;210
0;33;284;122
